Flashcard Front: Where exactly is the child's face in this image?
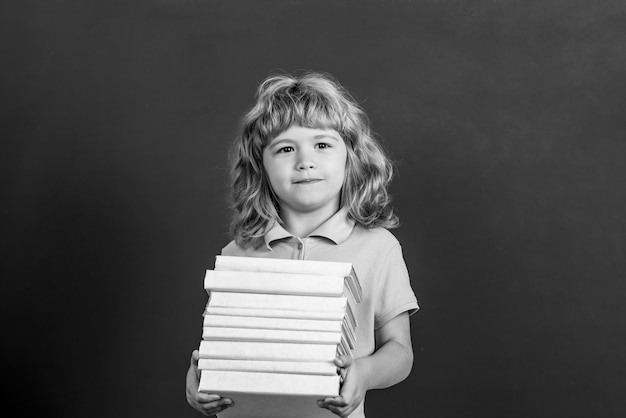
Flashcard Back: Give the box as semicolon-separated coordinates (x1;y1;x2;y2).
263;125;347;218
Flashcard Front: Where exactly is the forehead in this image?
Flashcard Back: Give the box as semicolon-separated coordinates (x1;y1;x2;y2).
270;126;342;143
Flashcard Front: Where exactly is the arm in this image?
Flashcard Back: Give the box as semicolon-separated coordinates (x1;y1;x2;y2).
319;311;414;417
185;350;234;416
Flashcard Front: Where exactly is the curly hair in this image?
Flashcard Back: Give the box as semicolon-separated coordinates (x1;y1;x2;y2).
228;71;398;247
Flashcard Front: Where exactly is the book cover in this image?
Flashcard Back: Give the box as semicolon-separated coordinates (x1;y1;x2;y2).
198;340;338;363
207;291;349;313
214;255;362;303
203;314;344;333
204;270;353;298
204;306;347;322
202;326;342;345
197;358;337;376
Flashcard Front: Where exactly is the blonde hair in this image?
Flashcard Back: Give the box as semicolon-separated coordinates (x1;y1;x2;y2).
228;71;398;247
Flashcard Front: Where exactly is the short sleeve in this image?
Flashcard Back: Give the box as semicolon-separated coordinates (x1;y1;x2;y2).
221;240;242;256
373;242;419;329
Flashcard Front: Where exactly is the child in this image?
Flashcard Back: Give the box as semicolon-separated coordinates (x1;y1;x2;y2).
186;71;419;418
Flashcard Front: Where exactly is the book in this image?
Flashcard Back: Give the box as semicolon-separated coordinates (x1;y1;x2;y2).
342;320;356;350
197;358;337;376
208;291;349;313
207;291;357;330
214;255;362;303
202;326;342;345
204;269;360;300
202;314;344;333
204;306;347;322
204;270;361;326
202;314;355;349
199;370;340;397
198;340;338;363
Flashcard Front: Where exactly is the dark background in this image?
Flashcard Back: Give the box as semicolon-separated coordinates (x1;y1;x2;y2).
3;1;626;417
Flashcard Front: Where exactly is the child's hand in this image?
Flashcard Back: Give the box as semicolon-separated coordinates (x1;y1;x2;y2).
185;350;234;416
318;355;367;417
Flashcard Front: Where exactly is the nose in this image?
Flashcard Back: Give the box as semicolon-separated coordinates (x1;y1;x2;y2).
297;161;316;171
296;156;316;171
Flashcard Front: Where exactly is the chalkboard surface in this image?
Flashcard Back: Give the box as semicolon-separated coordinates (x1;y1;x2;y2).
3;1;626;417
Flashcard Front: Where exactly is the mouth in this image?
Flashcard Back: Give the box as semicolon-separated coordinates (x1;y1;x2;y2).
293;178;323;184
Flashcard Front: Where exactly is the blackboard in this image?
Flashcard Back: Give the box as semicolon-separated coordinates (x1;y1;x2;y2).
4;1;626;417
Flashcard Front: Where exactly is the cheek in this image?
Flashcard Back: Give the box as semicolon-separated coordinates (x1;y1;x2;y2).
261;155;278;191
264;169;280;192
341;152;353;184
263;162;290;194
339;162;348;183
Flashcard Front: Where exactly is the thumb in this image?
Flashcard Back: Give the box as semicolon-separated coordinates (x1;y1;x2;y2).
190;349;200;379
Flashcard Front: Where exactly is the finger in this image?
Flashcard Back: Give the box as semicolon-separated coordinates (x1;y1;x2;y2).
322;396;348;407
190;350;200;366
186;365;199;394
195;392;221;403
334;355;353;368
203;398;234;415
338;366;348;381
190;350;201;379
325;403;349;417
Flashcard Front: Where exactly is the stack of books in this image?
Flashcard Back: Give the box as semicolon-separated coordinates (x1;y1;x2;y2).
197;255;362;418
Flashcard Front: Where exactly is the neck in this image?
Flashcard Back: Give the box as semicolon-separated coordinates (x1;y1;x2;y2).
280;206;339;238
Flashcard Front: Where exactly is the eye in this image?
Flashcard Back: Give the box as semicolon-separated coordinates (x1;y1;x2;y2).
315;142;331;149
277;146;295;153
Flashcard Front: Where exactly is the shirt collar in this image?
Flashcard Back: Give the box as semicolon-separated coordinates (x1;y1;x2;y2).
263;208;355;250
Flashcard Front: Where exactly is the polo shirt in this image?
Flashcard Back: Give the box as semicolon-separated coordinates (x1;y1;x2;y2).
220;208;419;418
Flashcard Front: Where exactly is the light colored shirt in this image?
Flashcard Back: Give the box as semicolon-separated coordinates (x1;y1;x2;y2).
221;208;419;418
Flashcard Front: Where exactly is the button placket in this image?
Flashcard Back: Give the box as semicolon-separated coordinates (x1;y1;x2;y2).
296;238;305;259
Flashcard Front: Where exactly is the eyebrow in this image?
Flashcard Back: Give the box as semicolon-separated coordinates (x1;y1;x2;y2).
313;134;341;141
269;133;341;145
